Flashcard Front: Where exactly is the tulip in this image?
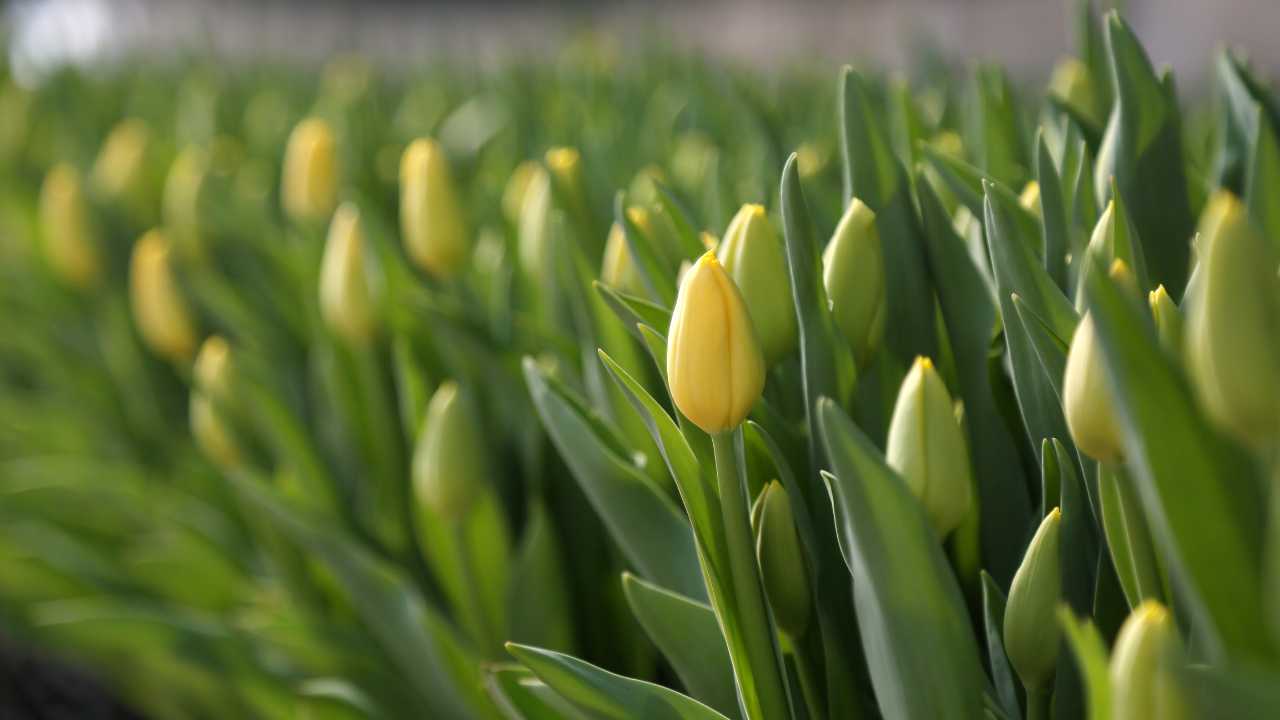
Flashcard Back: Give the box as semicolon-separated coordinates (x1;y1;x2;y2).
190;392;241;470
1184;191;1280;447
38;164;100;289
1049;57;1103;127
281;117;338;224
516;165;553;281
194;335;233;402
1004;508;1063;694
600;221;643;294
129;230;198;363
400;138;469;277
666;251;765;434
1019;180;1042;219
754;481;810;637
1064;259;1138;463
1110;601;1190;720
502;160;540;226
1148;284;1183;355
163;146;209;252
823;198;886;369
319;203;377;345
92;118;150;200
717;204;797;366
413;381;488;523
885;356;973;537
1075;196;1148;311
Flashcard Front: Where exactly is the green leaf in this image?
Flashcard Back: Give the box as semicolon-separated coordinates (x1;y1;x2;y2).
229;476;477;719
508;501;575;653
1185;664;1280;718
980;572;1023;720
594;281;672;345
817;398;986;719
1083;257;1271;662
917;174;1032;585
919;143;986;219
1246;103;1280;254
486;664;590;720
652;179;708;259
970;65;1029;186
621;573;739;719
506;643;731;720
1057;609;1111;720
523;359;704;601
617;192;677;306
1035;134;1070;291
1047;440;1094;720
839;67;938;362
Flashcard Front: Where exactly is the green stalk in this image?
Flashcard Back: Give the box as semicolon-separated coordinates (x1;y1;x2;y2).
790;631;825;720
453;522;498;658
1025;682;1052;720
712;429;793;720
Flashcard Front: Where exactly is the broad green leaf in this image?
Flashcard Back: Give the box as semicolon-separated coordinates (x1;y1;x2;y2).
980;572;1023;720
621;573;739;719
1096;464;1164;609
817;398;986;719
1010;294;1070;402
1246;104;1280;253
917;174;1031;584
507;643;731;720
1083;258;1270;662
229;476;476;719
1057;609;1111;720
508;501;575;653
594;281;672;344
523;359;704;601
919;143;986;219
839;67;938;362
486;664;590;720
1035;134;1070;290
1185;664;1280;718
970;65;1028;186
617;192;677;306
652;179;707;259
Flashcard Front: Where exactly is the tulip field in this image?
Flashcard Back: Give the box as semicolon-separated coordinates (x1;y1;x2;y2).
1;4;1279;719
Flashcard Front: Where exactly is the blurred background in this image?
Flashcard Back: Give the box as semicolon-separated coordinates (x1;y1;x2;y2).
5;0;1280;91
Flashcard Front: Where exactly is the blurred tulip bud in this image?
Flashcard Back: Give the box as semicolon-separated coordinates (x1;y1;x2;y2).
1185;191;1280;446
516;166;553;281
601;221;643;294
717;204;797;366
281;117;338;224
190;392;241;470
628;165;665;205
130;230;198;363
754;481;811;637
400;138;469;277
885;357;973;537
163;146;209;252
502;160;540;226
413;381;488;522
1004;508;1062;691
667;251;765;434
319;203;377;345
823;198;885;370
92;118;150;200
627;205;683;265
39;163;100;289
1019;180;1042;219
1076;196;1148;310
193;335;234;402
796;142;829;179
670;131;716;190
1110;601;1191;720
545;146;586;215
1148;284;1183;355
1063;260;1135;463
1049;57;1103;127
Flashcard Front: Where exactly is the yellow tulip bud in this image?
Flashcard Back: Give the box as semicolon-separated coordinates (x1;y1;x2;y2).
1184;191;1280;446
1049;57;1103;127
319;203;377;345
129;230;197;363
628;165;665;205
1110;601;1190;720
545;146;585;218
281;117;338;224
885;357;973;537
190;392;241;469
666;251;765;434
163;146;209;252
413;381;487;522
92;118;150;200
400;138;469;277
193;335;234;402
601;221;643;294
517;166;553;281
1004;508;1063;691
670;131;716;190
502;160;540;226
754;481;811;637
1064;263;1133;465
1076;198;1148;311
39;164;100;289
717;204;797;366
1148;285;1183;355
823;198;886;369
1019;180;1042;219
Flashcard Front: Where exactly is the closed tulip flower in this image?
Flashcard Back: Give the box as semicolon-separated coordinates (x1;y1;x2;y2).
754;481;811;637
400;138;469;277
413;381;488;523
1004;508;1063;694
601;221;643;294
1110;601;1190;720
666;251;765;434
130;230;198;363
1148;284;1183;355
717;204;797;366
281;117;338;224
163;146;209;252
319;203;377;345
92;118;150;201
39;163;100;289
885;356;973;537
823;198;885;369
1063;259;1137;463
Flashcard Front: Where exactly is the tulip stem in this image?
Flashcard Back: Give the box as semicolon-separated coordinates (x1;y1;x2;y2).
712;429;792;720
1025;682;1052;720
453;522;497;658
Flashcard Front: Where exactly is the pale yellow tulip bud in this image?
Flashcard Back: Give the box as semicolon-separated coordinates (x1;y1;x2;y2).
190;392;241;469
666;251;765;434
281;117;338;224
1019;180;1042;219
885;357;973;536
1148;284;1183;355
194;335;233;402
717;204;797;366
601;222;643;294
517;166;553;281
1110;601;1190;720
400;138;469;277
92;118;150;200
413;380;488;522
823;198;886;369
163;146;209;252
1184;191;1280;446
129;230;198;363
754;481;811;637
39;164;100;289
502;160;540;226
1049;57;1103;127
1005;508;1063;691
319;203;377;345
